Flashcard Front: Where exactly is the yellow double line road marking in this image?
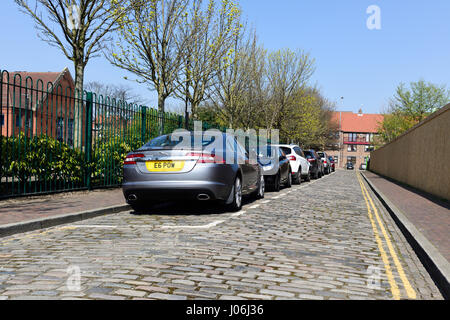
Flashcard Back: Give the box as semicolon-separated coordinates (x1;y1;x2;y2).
357;173;416;300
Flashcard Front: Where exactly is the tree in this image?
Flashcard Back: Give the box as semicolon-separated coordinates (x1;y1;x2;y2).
279;87;337;148
390;80;449;122
212;29;266;129
173;0;241;127
265;48;315;132
378;80;450;143
196;103;226;128
377;112;417;145
15;0;127;146
107;0;190;133
85;81;146;105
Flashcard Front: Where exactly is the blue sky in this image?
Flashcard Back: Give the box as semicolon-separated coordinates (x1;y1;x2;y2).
1;0;449;114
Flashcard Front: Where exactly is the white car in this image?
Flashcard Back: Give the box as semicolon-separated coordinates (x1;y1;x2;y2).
275;144;311;184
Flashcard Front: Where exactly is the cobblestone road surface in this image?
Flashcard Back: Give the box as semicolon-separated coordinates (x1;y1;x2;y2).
0;170;443;300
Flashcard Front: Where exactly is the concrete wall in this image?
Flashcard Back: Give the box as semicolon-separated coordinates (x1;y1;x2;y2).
369;104;450;201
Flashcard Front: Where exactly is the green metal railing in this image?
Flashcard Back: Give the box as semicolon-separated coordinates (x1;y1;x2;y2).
0;69;223;199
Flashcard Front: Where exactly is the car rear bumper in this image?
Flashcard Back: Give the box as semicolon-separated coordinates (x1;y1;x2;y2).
122;164;237;202
122;180;231;202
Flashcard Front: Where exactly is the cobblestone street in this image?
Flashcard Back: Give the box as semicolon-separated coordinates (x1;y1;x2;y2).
0;170;443;300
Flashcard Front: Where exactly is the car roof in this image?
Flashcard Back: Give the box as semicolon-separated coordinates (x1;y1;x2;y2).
273;144;297;148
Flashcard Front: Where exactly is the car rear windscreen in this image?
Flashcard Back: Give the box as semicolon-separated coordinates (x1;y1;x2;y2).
304;151;313;158
280;147;291;155
142;134;215;148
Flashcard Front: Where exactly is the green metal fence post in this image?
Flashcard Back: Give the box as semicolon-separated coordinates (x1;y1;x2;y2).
141;106;147;144
85;92;93;190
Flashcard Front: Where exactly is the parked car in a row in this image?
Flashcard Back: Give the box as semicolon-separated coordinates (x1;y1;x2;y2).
328;156;335;172
122;133;334;213
277;144;311;183
258;146;292;191
303;149;324;179
122;132;264;212
317;151;332;175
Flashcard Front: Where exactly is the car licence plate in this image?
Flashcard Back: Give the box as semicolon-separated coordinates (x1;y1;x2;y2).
146;161;185;172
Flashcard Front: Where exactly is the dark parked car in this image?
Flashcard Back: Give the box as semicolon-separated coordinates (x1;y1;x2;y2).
346;162;354;170
304;149;324;179
122;132;264;212
317;151;331;174
258;146;291;192
328;156;335;172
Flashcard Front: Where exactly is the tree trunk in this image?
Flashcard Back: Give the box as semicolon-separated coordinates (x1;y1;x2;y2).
157;92;165;135
74;61;85;150
184;96;190;130
191;101;198;122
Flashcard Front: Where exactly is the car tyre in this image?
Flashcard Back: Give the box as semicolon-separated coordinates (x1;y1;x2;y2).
292;170;301;185
226;176;243;212
254;174;265;199
285;169;292;188
273;172;281;192
305;170;311;182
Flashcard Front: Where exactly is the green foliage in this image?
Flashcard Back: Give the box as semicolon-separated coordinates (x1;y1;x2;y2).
196;105;226;128
280;88;337;149
390;80;449;122
378;80;450;144
1;133;85;184
92;134;142;185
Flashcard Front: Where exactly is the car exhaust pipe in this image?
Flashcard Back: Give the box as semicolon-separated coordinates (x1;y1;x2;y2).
128;194;138;201
197;194;210;201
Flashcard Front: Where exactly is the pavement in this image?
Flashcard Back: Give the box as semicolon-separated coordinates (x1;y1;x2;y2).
0;189;126;226
0;170;444;300
363;171;450;261
362;171;449;298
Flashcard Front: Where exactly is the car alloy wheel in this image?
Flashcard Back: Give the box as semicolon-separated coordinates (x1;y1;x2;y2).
257;174;265;199
235;178;242;208
227;177;242;212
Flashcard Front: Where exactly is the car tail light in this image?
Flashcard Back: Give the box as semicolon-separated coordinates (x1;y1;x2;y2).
124;153;145;165
186;152;225;164
288;155;296;161
307;158;315;163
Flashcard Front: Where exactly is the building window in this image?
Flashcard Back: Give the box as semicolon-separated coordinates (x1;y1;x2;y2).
347;144;357;152
0;114;4;127
25;111;33;130
365;145;374;152
347;133;357;142
15;114;21;128
67;119;74;146
57;117;64;142
366;133;374;143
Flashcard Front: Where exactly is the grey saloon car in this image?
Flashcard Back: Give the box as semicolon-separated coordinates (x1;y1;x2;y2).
258;146;292;192
122;132;264;212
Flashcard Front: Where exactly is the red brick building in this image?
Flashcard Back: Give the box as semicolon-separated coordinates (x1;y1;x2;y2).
0;68;82;146
325;110;384;169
